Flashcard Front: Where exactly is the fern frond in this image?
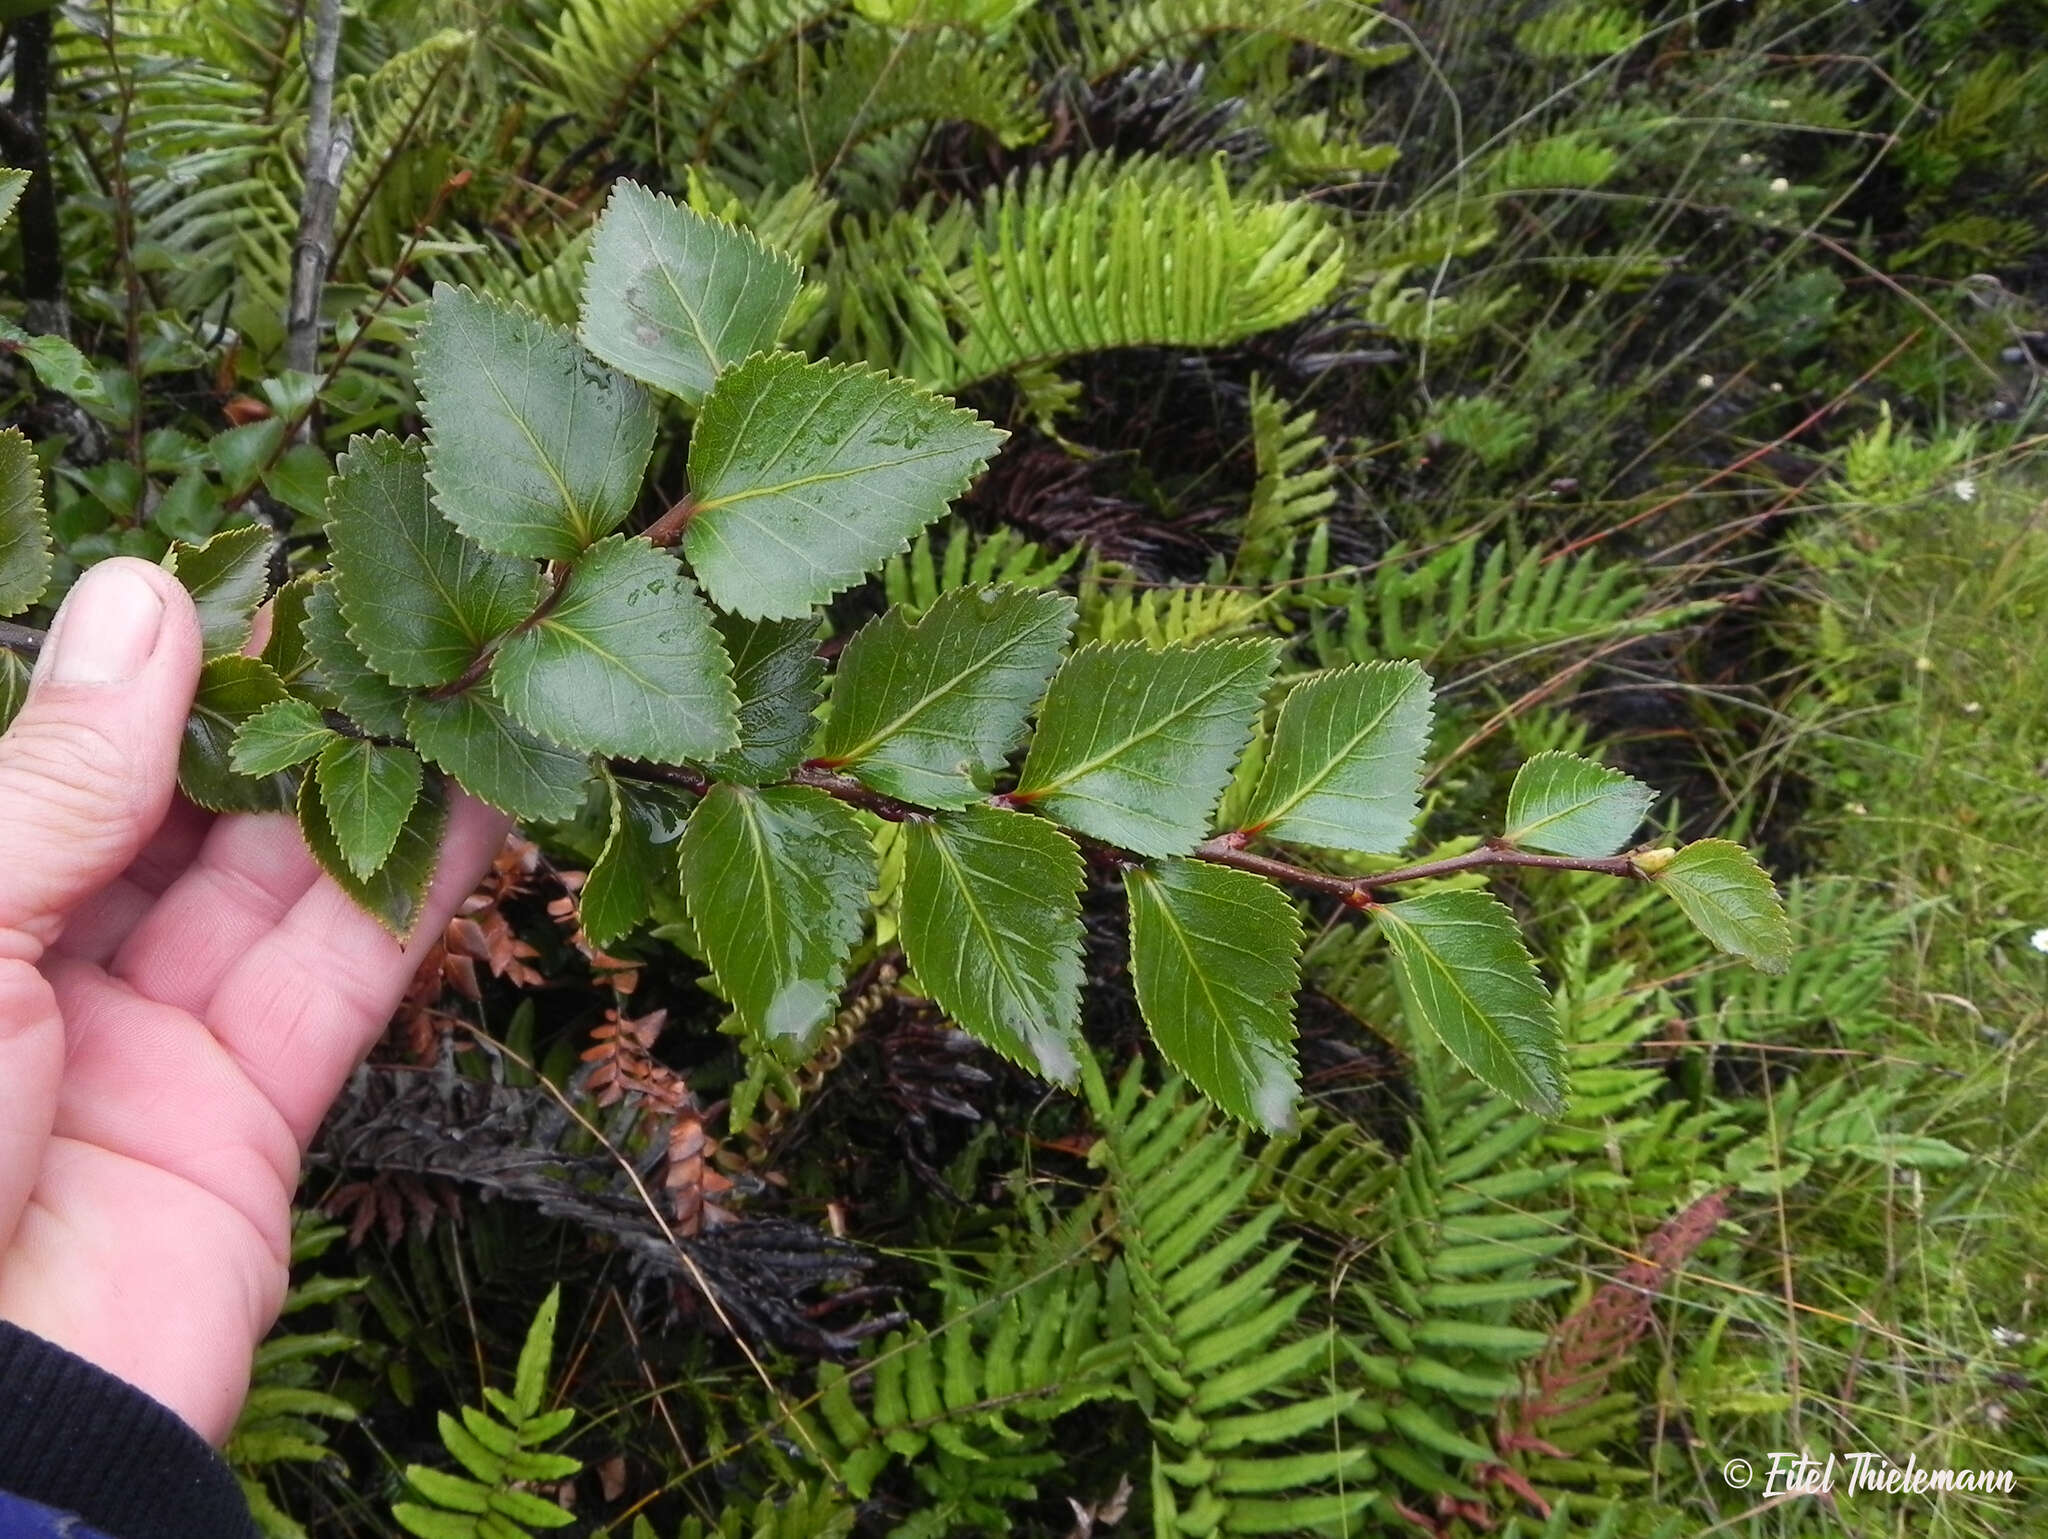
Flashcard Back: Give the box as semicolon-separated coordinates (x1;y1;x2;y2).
1102;1070;1374;1535
831;152;1345;390
1059;0;1406;81
636;1482;854;1539
533;0;726;140
1076;573;1269;647
1232;375;1338;577
719;20;1046;195
879;519;1085;615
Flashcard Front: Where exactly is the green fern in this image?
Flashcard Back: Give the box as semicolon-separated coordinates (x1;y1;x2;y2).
1232;376;1338;578
879;519;1084;615
392;1286;582;1539
634;1483;854;1539
1059;0;1406;81
1098;1068;1376;1537
831;152;1345;391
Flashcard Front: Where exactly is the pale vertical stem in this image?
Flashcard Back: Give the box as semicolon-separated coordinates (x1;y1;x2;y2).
285;0;352;382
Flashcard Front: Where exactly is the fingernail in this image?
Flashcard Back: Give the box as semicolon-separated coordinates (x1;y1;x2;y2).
45;563;167;684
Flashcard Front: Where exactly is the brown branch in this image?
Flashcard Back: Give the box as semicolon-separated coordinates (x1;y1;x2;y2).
642;497;697;549
285;0;353;380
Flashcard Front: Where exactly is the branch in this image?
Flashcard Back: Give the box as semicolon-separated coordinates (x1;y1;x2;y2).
4;11;67;328
0;621;44;659
285;0;352;380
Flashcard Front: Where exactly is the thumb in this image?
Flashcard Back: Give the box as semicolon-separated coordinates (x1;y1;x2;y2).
0;558;203;958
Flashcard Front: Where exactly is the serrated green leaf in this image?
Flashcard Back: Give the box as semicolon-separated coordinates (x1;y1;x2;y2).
316;738;425;879
0;325;103;403
685;354;1003;619
300;579;412;738
583;769;690;948
297;772;448;940
1375;890;1565;1117
262;574;320;685
1503;750;1655;857
0;649;29;734
210;420;286;500
578;181;801;405
231;697;339;776
326;434;542;687
900;806;1084;1082
493;535;737;762
170;523;273;658
1240;660;1431;854
404;689;591;824
418;286;657;561
261;442;332;522
0;168;24;229
0;425;51;616
1015;639;1280;857
678;783;875;1049
706;613;822;784
1650;838;1790;972
1126;859;1302;1132
181;656;298;812
819;586;1075;808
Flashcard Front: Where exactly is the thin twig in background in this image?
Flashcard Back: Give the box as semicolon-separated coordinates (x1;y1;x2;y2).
285;0;352;385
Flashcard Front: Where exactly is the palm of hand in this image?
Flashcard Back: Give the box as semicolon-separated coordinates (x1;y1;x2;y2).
0;561;503;1443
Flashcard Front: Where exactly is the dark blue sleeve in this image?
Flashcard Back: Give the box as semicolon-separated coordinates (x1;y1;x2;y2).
0;1321;258;1539
0;1490;118;1538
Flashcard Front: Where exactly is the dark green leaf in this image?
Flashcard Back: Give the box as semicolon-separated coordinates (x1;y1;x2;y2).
514;1285;561;1421
297;772;448;941
261;574;320;685
0;648;29;734
0;425;50;617
578;181;801;405
210;420;285;499
494;535;738;762
261;442;332;522
819;586;1075;808
1126;859;1302;1132
706;613;822;784
404;688;591;824
180;656;298;813
0;324;104;402
327;433;542;686
1503;750;1655;857
230;697;339;776
316;738;426;879
300;580;412;738
583;769;690;948
1241;660;1431;854
1648;838;1790;972
679;783;875;1050
171;523;273;658
900;806;1084;1082
418;286;658;561
1015;639;1280;857
152;471;223;545
1374;890;1564;1117
685;354;1003;619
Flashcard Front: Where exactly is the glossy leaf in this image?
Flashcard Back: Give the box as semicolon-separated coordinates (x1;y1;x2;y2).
1503;750;1655;857
0;323;103;404
1649;838;1791;972
1241;660;1431;854
820;586;1075;808
1126;859;1302;1132
685;354;1003;619
404;689;591;824
261;574;320;686
1375;890;1565;1117
578;182;801;405
316;738;426;879
300;580;411;739
297;772;448;940
900;806;1085;1082
180;656;298;813
1015;639;1281;856
583;770;690;948
230;697;339;776
418;286;657;561
169;523;273;659
678;783;876;1049
0;425;50;617
326;433;542;686
495;536;737;762
0;649;29;734
707;613;822;784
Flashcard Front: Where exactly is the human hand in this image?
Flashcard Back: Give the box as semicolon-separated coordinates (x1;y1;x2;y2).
0;559;507;1442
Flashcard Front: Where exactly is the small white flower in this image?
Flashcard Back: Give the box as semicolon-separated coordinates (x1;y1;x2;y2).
1952;477;1977;502
1696;373;1716;390
1738;153;1756;168
1769;98;1792;109
2031;927;2048;954
1993;1326;2027;1347
1769;176;1791;194
1847;802;1868;816
1770;381;1785;393
1915;656;1934;673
